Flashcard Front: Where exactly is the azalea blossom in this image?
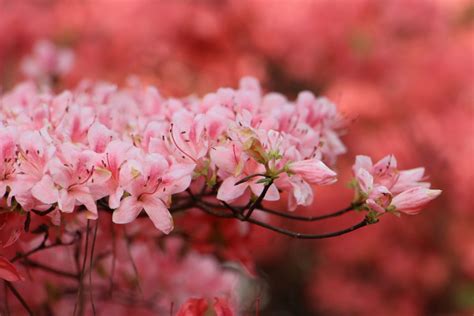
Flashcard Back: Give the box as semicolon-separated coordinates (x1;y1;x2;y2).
352;155;441;215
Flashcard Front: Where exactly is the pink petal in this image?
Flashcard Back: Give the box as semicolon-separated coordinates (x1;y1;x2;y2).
58;189;76;213
108;187;124;209
112;196;142;224
210;146;238;174
87;122;114;153
250;183;280;201
0;256;24;282
289;177;313;207
31;175;57;204
353;155;373;173
356;168;374;194
142;195;174;234
290;159;337;185
217;176;248;202
0;183;6;199
73;187;98;219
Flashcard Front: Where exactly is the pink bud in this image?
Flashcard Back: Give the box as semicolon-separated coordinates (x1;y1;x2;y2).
391;187;442;215
290;158;337;185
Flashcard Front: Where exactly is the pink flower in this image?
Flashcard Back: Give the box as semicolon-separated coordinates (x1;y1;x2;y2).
91;140;135;208
11;131;56;211
113;154;194;233
0;129;17;199
352;155;441;215
21;40;74;82
390;187;442;215
32;144;98;218
212;144;279;202
87;122;115;153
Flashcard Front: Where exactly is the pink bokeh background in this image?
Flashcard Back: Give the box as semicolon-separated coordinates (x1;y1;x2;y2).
0;0;473;315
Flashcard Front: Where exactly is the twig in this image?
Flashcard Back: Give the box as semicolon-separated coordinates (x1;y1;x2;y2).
244;179;273;219
89;219;99;315
256;204;356;221
244;216;371;239
74;220;91;316
5;282;33;316
30;206;56;216
20;258;78;280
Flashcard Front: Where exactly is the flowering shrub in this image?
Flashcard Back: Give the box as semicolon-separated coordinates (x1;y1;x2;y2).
0;41;444;315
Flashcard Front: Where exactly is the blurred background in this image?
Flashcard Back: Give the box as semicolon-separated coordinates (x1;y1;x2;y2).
0;0;473;315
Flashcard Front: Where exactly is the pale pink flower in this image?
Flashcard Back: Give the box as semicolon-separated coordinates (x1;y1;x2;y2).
21;40;74;81
90;140;135;208
352;154;440;215
212;144;279;202
0;129;17;199
113;155;194;233
11;131;55;211
32;144;98;218
87;122;115;153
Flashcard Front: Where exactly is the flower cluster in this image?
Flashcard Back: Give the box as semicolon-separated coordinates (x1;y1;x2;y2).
352;155;441;216
21;39;74;84
0;77;347;234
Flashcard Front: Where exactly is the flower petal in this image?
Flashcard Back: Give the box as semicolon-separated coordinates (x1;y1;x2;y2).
0;256;24;282
112;196;142;224
31;175;57;204
217;176;248;202
142;195;174;234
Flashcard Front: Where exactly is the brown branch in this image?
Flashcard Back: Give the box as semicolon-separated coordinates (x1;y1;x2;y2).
256;204;357;221
244;179;274;219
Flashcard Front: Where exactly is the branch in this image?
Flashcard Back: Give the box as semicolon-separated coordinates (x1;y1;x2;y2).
30;206;56;216
197;203;373;239
244;179;274;219
244;216;371;239
256;204;357;221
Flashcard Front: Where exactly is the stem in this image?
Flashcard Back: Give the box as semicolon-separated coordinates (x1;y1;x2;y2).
109;224;117;296
89;219;99;316
244;179;273;219
196;202;234;218
124;226;143;296
5;282;33;316
20;258;78;279
4;281;10;316
234;173;268;185
74;220;91;316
